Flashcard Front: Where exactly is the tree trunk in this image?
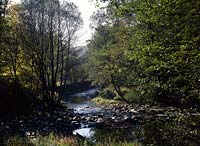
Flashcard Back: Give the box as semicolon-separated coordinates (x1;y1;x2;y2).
111;74;128;103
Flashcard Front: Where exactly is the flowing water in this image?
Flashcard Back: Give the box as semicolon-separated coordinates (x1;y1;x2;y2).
65;88;143;144
65;89;200;145
66;88;102;114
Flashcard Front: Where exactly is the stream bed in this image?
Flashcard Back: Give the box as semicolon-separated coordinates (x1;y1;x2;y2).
65;88;144;144
0;88;198;145
65;88;200;146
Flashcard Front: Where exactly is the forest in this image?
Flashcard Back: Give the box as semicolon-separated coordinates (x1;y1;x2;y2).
0;0;85;114
87;0;200;107
0;0;200;146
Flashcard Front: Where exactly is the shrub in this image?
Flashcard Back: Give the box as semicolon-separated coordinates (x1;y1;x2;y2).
98;88;116;99
144;115;200;146
124;90;145;104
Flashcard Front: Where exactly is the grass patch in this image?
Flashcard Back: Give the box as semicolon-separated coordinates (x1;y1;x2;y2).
3;133;142;146
30;133;77;146
4;133;77;146
92;96;120;106
5;136;33;146
95;141;141;146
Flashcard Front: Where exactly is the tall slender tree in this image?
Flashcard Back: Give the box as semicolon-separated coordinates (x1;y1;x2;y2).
20;0;83;104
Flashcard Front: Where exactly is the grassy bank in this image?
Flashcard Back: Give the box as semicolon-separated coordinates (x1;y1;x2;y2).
3;133;141;146
91;96;120;107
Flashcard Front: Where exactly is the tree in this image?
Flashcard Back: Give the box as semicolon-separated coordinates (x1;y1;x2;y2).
86;7;134;102
20;0;83;104
59;2;83;88
0;0;9;73
0;2;34;114
95;0;200;106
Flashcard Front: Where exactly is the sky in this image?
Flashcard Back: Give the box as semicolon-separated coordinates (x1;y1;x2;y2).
67;0;99;46
11;0;106;46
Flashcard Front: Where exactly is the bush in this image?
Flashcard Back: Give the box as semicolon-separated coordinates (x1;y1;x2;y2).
144;115;200;146
124;90;145;104
98;88;116;99
150;86;200;109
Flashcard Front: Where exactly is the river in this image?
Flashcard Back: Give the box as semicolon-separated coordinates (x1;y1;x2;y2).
65;88;144;144
64;88;200;146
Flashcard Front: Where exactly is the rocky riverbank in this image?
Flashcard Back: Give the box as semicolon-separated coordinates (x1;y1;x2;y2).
0;98;199;142
89;97;200;128
66;97;200;131
0;107;78;140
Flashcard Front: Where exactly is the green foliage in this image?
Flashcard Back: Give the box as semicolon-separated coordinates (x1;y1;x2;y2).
88;0;200;108
124;90;145;104
85;10;135;102
20;0;83;104
0;4;36;115
0;0;84;114
92;96;119;106
98;88;116;99
5;136;33;146
144;115;200;146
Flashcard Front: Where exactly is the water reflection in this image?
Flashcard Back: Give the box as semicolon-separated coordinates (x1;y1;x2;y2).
73;126;144;144
66;88;102;114
73;128;94;138
71;88;98;98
